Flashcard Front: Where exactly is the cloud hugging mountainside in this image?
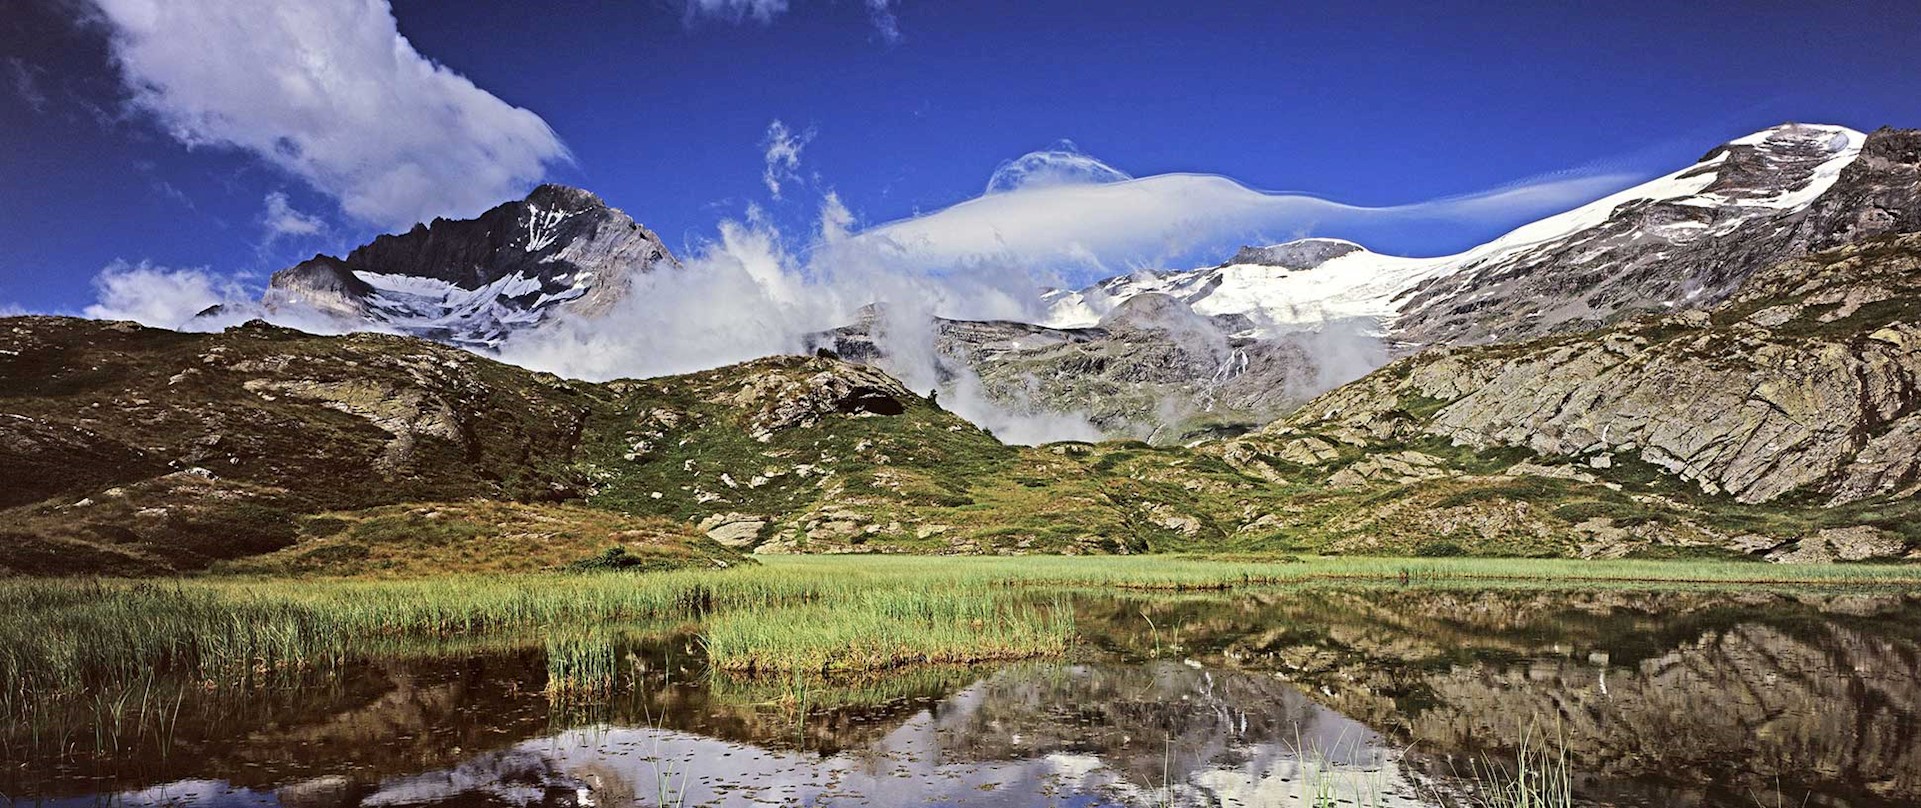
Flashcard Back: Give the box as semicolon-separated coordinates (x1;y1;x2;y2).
240;123;1920;443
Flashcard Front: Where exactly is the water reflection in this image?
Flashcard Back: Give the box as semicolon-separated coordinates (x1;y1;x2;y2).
11;587;1921;808
65;663;1421;808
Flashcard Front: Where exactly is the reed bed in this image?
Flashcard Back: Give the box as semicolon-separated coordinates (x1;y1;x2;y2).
2;555;1913;703
700;589;1073;673
543;628;621;699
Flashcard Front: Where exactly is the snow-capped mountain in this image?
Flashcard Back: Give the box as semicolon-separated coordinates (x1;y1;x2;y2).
263;184;674;347
1044;123;1902;347
1041;237;1450;336
242;123;1918;443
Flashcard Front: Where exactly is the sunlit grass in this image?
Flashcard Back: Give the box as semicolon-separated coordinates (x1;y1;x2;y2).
701;589;1073;673
2;555;1914;705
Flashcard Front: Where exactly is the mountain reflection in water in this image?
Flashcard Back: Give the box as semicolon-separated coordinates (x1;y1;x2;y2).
14;587;1921;808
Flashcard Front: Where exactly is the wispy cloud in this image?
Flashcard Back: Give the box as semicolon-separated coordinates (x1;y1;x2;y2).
761;119;812;199
5;57;48;113
262;191;325;240
684;0;790;24
864;0;901;44
682;0;902;43
87;0;570;230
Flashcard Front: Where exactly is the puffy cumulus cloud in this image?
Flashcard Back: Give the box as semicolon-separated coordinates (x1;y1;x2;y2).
864;164;1641;276
984;140;1132;194
88;0;570;230
262;191;325;239
761;119;812;200
83;261;246;328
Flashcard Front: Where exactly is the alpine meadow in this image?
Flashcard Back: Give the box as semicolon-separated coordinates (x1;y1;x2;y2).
4;2;1921;806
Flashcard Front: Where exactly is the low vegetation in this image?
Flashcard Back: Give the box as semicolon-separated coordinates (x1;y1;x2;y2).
218;501;744;577
5;555;1916;706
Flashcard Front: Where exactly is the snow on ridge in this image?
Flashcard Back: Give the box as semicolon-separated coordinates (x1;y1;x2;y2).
353;269;588;347
1043;123;1868;337
522;204;579;252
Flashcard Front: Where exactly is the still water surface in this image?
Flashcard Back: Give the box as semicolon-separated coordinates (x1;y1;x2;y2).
9;586;1920;808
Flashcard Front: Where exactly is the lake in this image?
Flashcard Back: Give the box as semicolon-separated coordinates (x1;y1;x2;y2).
7;585;1919;807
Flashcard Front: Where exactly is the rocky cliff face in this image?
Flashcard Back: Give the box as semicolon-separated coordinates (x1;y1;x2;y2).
1209;233;1921;561
1292;233;1921;505
264;184;675;347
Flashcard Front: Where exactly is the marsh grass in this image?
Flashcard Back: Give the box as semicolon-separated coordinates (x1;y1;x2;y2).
544;628;621;699
700;589;1073;673
3;555;1913;709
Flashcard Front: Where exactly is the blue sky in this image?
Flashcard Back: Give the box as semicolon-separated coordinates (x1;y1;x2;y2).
3;0;1919;315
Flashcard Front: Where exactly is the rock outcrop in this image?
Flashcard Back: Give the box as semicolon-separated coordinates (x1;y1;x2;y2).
1214;233;1921;561
264;184;675;347
1291;234;1921;506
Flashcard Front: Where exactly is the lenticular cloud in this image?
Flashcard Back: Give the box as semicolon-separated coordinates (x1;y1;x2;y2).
985;141;1134;194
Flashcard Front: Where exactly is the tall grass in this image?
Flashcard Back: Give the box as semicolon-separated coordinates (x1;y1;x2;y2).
3;555;1912;703
700;589;1073;673
544;628;621;699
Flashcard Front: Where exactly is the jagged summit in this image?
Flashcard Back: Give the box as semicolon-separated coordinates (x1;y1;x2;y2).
263;183;675;348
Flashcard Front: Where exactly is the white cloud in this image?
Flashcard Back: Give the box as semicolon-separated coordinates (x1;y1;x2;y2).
497;138;1651;443
262;191;325;239
83;261;245;328
862;165;1641;275
761;119;811;199
985;141;1132;194
497;194;1096;443
88;0;570;230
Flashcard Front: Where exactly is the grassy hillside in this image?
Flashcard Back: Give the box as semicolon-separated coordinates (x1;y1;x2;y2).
7;228;1921;580
218;501;745;577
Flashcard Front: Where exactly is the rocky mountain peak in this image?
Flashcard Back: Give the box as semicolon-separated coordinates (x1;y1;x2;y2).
523;183;609;213
1688;122;1860;205
261;184;676;347
1223;238;1367;270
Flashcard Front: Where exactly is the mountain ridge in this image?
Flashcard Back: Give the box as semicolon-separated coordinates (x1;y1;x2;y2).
263;183;676;347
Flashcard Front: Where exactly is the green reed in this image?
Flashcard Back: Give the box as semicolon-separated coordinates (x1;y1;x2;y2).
544;628;621;699
2;554;1913;706
699;588;1074;673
